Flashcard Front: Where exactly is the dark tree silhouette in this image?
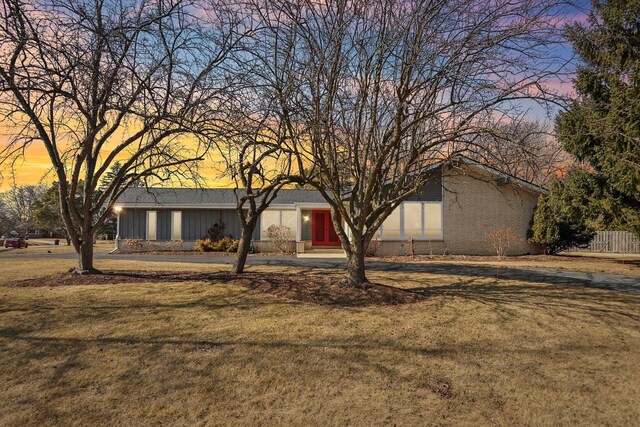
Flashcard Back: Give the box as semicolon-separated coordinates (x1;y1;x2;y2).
0;0;243;272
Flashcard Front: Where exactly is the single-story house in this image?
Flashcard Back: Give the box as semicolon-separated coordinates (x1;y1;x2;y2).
114;159;547;256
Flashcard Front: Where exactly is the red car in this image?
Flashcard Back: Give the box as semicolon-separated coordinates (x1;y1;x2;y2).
3;237;28;248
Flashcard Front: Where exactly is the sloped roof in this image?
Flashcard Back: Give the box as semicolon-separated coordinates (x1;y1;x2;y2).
448;156;549;195
116;187;327;208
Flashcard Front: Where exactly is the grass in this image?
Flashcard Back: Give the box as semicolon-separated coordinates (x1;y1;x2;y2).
0;239;114;255
1;257;639;426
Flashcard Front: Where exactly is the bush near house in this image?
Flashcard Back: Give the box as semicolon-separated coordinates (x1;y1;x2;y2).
194;237;239;253
528;190;595;255
266;225;294;253
485;226;520;258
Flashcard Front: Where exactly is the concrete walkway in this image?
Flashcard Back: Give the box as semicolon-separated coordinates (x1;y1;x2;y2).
2;250;639;293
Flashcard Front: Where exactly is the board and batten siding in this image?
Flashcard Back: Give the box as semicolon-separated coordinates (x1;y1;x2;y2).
119;209;147;240
406;177;443;202
118;208;260;241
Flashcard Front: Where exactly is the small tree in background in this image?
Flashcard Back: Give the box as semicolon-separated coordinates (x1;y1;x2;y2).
31;183;72;245
0;184;47;235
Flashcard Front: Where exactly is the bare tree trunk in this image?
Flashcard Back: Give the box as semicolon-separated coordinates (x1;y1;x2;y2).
343;229;369;286
76;232;99;274
346;244;368;286
233;221;255;274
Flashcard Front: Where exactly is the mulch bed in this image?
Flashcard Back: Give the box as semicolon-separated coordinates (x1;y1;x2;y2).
7;270;426;307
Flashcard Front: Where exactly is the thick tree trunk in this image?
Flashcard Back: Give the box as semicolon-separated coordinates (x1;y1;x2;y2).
75;233;100;274
232;223;254;274
345;238;369;286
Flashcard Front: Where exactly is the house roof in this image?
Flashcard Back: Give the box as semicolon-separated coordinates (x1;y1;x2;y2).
116;187;327;208
448;156;549;195
116;157;546;209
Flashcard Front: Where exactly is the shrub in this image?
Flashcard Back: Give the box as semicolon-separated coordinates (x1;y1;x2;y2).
212;236;239;252
206;223;226;242
196;235;239;253
225;239;240;253
266;224;294;253
195;238;215;252
485;226;520;258
528;193;595;255
122;239;144;252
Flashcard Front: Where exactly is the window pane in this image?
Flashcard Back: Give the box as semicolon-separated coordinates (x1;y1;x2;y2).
147;211;157;240
382;207;401;239
424;202;442;239
261;210;281;240
403;202;423;238
171;211;182;240
281;210;297;239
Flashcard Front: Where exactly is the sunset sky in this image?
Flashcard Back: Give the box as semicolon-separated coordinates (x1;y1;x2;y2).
0;1;590;192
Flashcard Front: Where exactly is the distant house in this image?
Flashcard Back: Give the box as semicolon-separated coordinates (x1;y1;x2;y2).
114;159;547;256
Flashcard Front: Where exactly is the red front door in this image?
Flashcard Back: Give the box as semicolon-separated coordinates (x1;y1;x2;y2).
312;210;341;246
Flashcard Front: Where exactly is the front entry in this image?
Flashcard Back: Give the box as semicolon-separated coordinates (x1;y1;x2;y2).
311;210;341;246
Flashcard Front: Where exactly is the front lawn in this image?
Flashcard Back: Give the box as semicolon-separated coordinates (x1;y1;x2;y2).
1;258;638;425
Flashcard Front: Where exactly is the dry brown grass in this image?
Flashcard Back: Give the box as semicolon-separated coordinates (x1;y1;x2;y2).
0;240;114;255
377;254;640;276
1;258;639;426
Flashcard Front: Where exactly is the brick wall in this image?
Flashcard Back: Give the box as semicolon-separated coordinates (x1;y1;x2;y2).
375;165;544;256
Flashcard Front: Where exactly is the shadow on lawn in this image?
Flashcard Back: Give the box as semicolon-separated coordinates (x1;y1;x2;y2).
405;277;640;321
366;261;640;294
0;327;622;358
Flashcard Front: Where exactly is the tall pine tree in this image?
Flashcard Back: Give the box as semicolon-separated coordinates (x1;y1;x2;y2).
555;0;640;234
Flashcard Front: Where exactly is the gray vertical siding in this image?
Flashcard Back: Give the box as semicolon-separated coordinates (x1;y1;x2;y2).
407;169;443;202
118;174;443;242
157;210;171;240
182;209;243;240
119;209;147;239
119;208;260;241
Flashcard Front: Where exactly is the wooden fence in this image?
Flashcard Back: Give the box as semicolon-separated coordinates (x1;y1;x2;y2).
573;231;640;253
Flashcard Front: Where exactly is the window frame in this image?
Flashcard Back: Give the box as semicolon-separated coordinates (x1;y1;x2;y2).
146;210;157;241
260;209;297;241
380;201;443;241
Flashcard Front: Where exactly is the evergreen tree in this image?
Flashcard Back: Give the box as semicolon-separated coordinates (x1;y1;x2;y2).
555;0;640;234
528;170;598;253
31;183;72;245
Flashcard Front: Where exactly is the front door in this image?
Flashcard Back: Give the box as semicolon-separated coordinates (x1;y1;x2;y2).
312;210;341;246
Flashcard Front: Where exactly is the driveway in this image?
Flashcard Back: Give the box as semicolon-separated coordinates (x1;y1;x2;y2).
2;250;639;293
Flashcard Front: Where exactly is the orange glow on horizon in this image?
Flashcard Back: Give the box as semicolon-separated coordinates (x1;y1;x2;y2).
0;127;236;191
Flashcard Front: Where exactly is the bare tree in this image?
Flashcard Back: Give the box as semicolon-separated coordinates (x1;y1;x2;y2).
208;15;306;274
463;120;570;186
0;0;242;272
0;184;47;234
246;0;569;285
213;111;303;273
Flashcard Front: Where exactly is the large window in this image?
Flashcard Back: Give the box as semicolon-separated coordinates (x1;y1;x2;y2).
423;202;442;239
383;208;401;238
380;202;442;240
260;209;297;240
147;210;157;240
171;211;182;240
